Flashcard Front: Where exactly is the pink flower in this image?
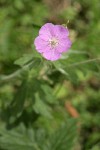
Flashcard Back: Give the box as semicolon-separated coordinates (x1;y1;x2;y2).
34;23;72;61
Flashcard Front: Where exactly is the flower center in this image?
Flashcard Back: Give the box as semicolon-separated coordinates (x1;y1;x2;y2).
49;37;59;48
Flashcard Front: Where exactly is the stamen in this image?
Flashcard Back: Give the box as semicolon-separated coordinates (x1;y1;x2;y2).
49;37;59;48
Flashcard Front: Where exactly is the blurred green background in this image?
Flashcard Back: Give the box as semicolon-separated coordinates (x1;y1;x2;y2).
0;0;100;150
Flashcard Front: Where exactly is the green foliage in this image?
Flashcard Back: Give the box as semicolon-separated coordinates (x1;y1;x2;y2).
14;54;34;67
43;119;77;150
0;0;100;150
33;93;52;118
0;119;77;150
0;124;40;150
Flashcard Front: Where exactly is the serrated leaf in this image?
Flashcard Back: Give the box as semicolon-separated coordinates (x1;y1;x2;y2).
41;84;57;104
0;125;41;150
43;119;78;150
33;93;52;119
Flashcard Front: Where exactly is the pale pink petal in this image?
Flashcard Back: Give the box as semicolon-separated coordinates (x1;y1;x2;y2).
56;38;72;53
34;36;49;53
39;23;55;40
54;25;69;39
43;50;61;61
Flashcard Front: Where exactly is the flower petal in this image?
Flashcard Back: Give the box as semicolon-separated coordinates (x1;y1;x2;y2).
56;38;72;53
39;23;55;40
54;25;69;39
43;50;61;61
34;36;49;53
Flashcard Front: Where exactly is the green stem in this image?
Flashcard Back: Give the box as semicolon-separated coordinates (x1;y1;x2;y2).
68;58;100;67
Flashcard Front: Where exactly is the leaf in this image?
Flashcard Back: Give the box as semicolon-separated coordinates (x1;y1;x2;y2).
41;84;57;104
0;125;41;150
0;57;42;82
53;61;68;76
43;119;78;150
33;93;52;119
0;119;77;150
5;77;28;124
14;54;34;67
53;61;79;84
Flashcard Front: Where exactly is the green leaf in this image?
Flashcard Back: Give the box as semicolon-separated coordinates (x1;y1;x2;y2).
53;61;68;76
14;54;34;67
6;77;28;124
33;93;52;119
0;125;41;150
41;84;57;104
43;119;78;150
